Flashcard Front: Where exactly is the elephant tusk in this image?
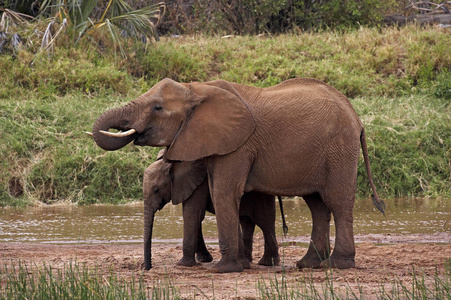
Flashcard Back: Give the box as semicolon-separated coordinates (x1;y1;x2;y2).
85;132;93;137
99;128;137;137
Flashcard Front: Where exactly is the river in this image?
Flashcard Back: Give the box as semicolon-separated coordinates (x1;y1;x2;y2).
0;198;449;244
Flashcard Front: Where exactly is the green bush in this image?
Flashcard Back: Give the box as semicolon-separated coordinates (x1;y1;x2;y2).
155;0;397;34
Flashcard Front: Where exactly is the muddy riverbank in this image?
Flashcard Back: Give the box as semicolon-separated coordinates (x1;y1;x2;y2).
1;233;450;299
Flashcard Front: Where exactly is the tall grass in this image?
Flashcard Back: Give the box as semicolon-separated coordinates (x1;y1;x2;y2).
0;25;450;205
355;95;451;198
0;91;161;205
0;261;151;299
0;260;183;300
255;260;451;299
2;260;450;299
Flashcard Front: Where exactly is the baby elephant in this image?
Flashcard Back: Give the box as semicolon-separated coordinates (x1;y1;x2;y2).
143;151;283;270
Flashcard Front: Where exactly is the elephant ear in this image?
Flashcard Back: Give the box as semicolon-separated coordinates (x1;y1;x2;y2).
156;149;166;160
170;160;207;205
165;82;256;161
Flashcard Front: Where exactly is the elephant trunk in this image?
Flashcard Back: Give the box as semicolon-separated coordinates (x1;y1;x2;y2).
92;107;138;151
144;201;157;270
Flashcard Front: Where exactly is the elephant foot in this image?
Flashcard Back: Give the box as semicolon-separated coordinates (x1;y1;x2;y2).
213;258;244;273
196;252;213;263
296;257;322;269
239;257;251;269
296;250;330;269
177;257;198;267
320;256;355;269
258;255;280;266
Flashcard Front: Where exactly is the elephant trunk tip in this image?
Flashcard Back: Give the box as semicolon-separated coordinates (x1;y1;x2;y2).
372;194;386;216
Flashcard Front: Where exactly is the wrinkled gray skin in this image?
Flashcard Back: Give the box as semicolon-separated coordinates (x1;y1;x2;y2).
92;78;385;273
143;154;280;270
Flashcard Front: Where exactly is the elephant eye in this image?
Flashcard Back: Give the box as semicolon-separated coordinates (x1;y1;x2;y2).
153;188;160;194
153;105;163;112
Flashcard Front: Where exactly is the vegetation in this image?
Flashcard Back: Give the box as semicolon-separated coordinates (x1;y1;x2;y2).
255;260;451;299
0;6;450;206
149;0;399;35
0;261;178;299
1;259;450;299
0;0;164;58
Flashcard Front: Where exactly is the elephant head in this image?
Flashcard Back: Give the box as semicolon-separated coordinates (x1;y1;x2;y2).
92;78;256;161
143;149;207;270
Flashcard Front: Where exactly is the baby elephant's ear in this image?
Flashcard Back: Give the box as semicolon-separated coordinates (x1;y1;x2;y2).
166;82;256;161
170;160;207;205
156;149;166;160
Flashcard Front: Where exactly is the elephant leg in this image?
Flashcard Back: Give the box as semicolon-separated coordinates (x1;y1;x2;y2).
321;195;356;269
258;224;280;266
250;194;279;266
319;161;358;269
213;204;242;273
240;215;255;263
238;226;251;269
196;226;213;263
206;159;249;273
297;193;331;269
177;182;210;267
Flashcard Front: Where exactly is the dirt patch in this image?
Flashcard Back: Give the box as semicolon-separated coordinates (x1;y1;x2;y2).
1;233;450;299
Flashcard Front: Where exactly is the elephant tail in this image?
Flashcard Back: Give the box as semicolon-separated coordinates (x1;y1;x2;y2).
360;129;386;215
277;196;289;236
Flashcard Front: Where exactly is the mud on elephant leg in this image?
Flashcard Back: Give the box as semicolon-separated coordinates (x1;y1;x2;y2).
297;193;331;269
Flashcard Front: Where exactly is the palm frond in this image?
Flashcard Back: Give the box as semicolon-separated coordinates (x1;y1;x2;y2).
104;18;126;58
0;9;35;32
109;3;164;41
70;0;99;26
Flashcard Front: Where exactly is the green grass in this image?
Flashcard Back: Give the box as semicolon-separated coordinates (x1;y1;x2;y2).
0;261;173;300
255;260;451;299
0;24;450;205
355;95;451;198
1;259;450;299
0;92;161;205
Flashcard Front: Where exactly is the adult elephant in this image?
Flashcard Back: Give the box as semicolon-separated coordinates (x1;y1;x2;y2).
143;150;285;270
92;78;385;273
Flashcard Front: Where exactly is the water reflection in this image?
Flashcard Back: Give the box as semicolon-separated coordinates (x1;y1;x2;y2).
0;198;449;244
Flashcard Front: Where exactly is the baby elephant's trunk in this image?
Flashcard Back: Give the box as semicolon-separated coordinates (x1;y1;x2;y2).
143;206;156;270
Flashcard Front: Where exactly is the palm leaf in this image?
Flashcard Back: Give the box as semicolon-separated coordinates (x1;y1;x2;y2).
109;3;164;40
0;8;35;32
71;0;99;26
104;18;126;58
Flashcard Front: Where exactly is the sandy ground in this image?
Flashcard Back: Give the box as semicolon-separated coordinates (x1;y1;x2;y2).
1;233;450;299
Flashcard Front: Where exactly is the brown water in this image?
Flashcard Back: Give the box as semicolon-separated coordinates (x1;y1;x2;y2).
0;198;449;244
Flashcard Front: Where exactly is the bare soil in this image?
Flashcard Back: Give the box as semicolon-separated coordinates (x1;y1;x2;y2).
1;233;450;299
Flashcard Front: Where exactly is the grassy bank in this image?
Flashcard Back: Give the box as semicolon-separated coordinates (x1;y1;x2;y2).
0;25;450;205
